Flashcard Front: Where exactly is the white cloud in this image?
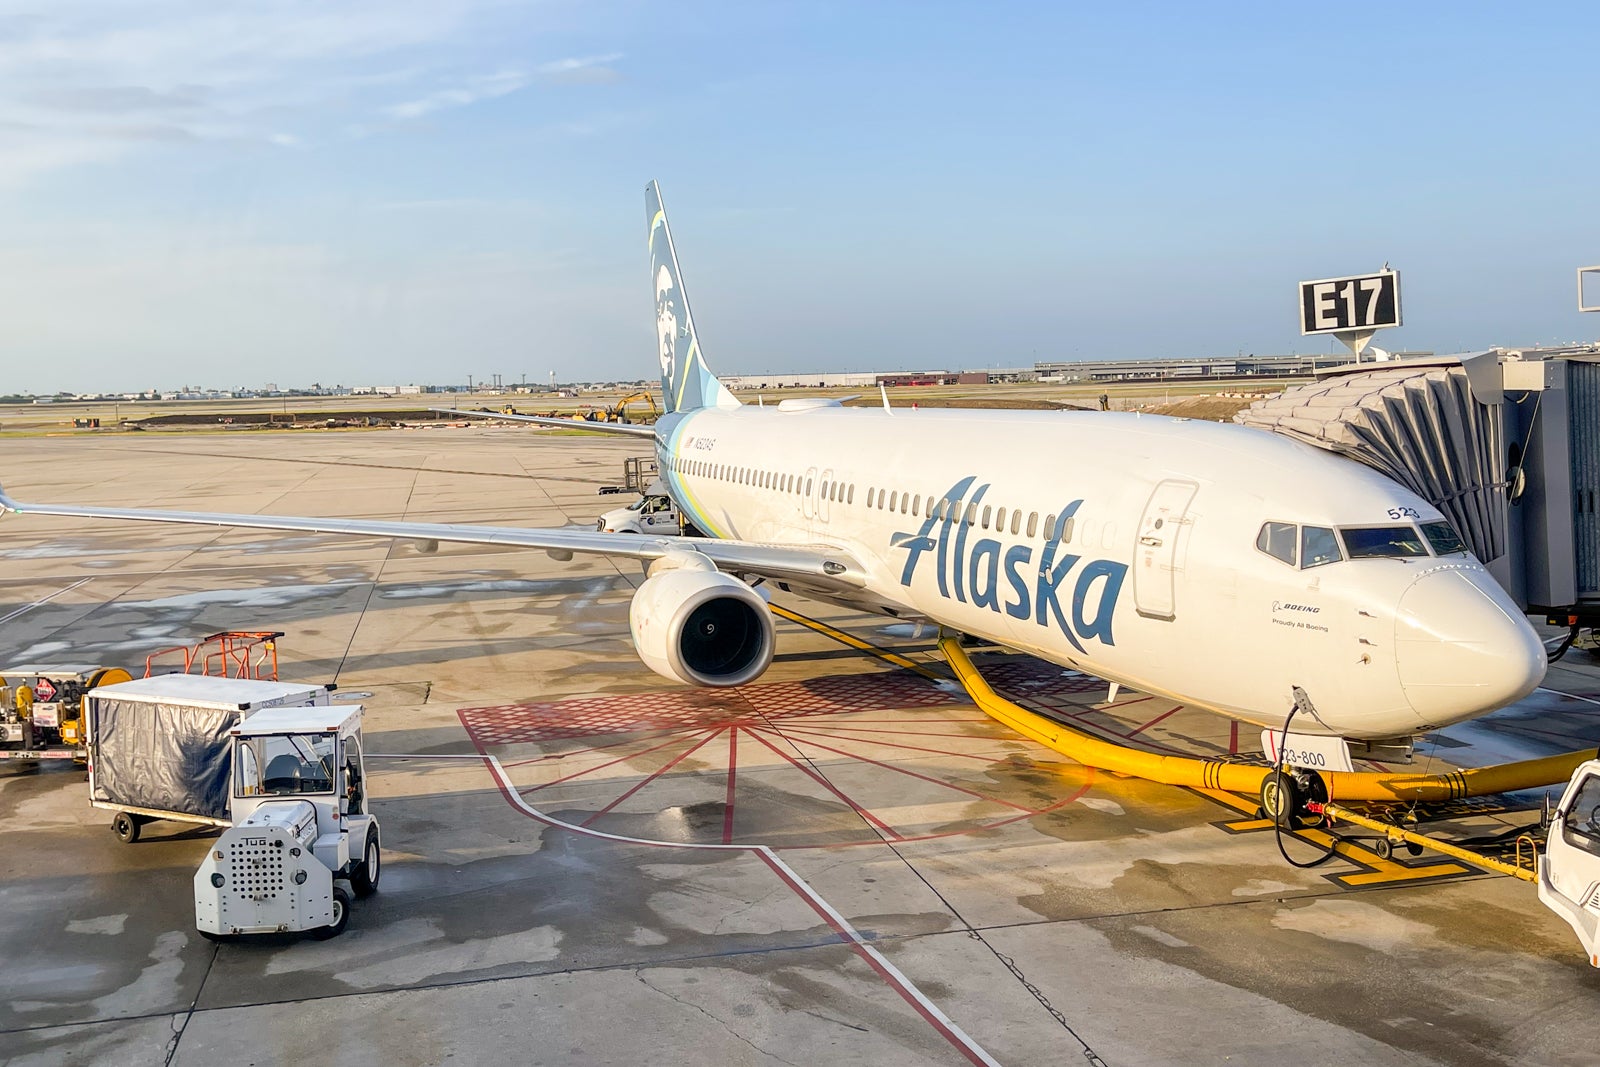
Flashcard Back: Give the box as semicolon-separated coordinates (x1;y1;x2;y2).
0;1;532;184
537;52;624;85
382;69;532;120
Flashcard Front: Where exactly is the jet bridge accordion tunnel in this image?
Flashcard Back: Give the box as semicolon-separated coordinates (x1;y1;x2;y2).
1234;349;1600;630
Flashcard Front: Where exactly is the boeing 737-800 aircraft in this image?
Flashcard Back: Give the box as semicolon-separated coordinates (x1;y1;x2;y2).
0;182;1546;750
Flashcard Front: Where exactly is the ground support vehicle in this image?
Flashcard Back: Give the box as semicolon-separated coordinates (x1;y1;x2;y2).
1540;758;1600;965
194;704;378;940
598;481;685;535
86;674;335;842
0;666;131;760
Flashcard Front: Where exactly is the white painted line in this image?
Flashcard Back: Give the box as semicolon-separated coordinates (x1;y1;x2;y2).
478;752;1001;1067
1538;686;1600;708
0;578;92;626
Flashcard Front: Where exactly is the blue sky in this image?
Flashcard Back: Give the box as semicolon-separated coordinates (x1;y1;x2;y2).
3;1;1597;392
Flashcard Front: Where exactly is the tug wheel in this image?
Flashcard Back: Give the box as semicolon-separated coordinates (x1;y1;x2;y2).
311;887;351;940
350;828;381;898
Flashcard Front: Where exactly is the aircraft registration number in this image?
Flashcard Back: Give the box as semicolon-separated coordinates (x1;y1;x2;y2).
1260;729;1355;773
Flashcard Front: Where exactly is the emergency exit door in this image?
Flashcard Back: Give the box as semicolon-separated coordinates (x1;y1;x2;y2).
1133;480;1197;620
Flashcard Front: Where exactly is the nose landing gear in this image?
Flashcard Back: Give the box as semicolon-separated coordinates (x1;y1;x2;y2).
1258;766;1328;828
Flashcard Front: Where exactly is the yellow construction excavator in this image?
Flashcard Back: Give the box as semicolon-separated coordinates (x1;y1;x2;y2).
603;392;660;424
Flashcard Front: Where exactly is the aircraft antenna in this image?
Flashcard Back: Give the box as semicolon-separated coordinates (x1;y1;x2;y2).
880;383;893;416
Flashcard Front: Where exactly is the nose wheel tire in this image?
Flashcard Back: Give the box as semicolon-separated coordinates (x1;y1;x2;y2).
350;828;381;898
311;887;351;940
1259;769;1326;829
1259;774;1300;828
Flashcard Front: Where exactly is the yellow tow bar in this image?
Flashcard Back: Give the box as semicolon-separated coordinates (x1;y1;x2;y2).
1307;800;1538;882
940;636;1592;804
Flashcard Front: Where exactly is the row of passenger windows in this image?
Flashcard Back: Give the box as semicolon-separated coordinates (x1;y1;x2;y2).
1255;520;1468;569
666;454;1076;540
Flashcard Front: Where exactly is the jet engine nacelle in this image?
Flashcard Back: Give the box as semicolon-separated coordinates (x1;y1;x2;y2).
629;560;774;688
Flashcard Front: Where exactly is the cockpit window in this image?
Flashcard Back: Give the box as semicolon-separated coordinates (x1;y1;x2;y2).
1300;526;1342;569
1421;520;1468;556
1341;526;1429;559
1255;522;1297;566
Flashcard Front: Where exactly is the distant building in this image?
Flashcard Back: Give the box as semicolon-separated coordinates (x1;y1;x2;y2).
1034;353;1365;383
719;371;879;390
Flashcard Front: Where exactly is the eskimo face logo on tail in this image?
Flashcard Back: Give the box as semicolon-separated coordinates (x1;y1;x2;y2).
892;478;1127;652
655;264;679;386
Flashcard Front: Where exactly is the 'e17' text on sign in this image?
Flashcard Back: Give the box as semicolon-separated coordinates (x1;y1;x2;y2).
1299;271;1401;336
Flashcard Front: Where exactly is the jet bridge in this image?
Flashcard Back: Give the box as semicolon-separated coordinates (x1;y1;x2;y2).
1235;348;1600;628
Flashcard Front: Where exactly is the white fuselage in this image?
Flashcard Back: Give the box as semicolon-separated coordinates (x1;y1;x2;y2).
654;405;1545;740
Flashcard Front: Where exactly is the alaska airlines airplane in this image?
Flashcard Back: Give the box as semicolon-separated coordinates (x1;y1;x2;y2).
0;182;1546;747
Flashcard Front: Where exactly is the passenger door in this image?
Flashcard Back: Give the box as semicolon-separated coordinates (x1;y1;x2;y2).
1133;479;1198;620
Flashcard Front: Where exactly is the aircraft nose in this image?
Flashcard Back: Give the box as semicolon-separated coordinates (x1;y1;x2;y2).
1394;566;1547;726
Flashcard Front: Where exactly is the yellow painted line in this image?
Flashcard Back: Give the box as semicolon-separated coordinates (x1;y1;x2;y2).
768;604;942;680
1335;862;1475;888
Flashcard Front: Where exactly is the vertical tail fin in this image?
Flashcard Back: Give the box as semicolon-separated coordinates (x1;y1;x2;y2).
648;181;739;413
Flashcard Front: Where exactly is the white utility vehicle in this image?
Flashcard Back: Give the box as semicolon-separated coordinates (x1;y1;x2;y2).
1539;758;1600;966
598;482;683;536
194;704;379;940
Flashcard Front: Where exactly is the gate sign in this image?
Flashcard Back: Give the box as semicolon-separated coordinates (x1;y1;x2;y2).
1579;266;1600;313
1299;270;1401;336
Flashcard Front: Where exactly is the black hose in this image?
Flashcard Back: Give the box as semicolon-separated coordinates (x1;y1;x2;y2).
1271;703;1342;869
1547;624;1582;664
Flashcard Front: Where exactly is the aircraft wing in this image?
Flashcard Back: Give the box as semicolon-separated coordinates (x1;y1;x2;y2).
429;408;656;438
0;485;865;589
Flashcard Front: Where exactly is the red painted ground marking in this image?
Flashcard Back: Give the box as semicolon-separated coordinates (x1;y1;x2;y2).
741;726;904;841
1229;720;1240;755
761;717;998;725
778;723;1007;763
580;730;722;827
459;670;962;745
459;663;1122;851
723;726;739;845
465;736;1001;1067
782;723;1017;743
751;850;995;1067
520;729;713;793
1033;701;1201;759
500;733;651;769
741;673;963;716
757;726;1036;814
979;660;1109;694
1125;704;1185;739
